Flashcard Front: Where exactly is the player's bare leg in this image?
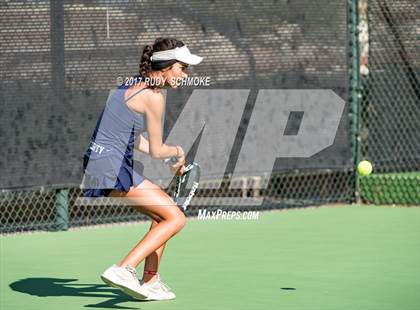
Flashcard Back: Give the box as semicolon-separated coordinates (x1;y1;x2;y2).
142;219;166;283
111;179;185;269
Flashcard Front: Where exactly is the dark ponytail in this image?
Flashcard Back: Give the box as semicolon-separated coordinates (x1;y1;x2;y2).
138;37;184;76
139;44;154;77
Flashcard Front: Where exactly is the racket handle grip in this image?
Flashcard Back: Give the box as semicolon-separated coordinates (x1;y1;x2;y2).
164;156;178;165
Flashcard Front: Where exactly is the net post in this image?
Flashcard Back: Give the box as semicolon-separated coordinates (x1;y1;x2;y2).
349;0;362;204
54;189;69;231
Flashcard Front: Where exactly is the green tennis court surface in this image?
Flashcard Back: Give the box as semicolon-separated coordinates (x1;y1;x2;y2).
1;205;419;310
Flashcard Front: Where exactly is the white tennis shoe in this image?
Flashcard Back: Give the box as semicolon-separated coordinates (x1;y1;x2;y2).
101;264;149;300
141;274;176;301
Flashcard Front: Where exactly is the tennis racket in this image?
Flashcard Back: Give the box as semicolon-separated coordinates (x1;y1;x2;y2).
164;157;201;211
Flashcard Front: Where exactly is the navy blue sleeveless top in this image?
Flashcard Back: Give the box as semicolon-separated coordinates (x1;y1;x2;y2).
82;82;149;197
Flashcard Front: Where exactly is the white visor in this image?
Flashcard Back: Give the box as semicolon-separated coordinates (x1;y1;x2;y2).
150;45;203;65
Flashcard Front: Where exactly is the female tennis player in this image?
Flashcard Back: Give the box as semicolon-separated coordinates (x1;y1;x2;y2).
82;37;203;301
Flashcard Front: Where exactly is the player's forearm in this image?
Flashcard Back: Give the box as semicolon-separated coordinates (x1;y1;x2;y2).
137;136;176;159
149;144;180;159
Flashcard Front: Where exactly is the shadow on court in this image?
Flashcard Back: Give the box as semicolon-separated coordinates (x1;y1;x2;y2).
9;277;150;309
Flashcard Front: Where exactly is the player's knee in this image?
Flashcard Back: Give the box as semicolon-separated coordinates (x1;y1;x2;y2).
170;208;186;233
177;212;187;230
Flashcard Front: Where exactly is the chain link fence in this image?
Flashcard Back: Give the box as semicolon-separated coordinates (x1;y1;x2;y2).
357;0;420;204
1;169;357;233
1;0;418;234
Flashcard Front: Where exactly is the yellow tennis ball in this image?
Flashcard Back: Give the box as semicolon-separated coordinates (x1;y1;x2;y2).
357;160;372;176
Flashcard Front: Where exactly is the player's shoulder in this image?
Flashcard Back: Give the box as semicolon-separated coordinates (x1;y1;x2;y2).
144;87;164;101
125;84;163;111
143;87;164;110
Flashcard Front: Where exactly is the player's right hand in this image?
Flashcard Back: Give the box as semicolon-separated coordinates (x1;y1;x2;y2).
170;161;185;176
